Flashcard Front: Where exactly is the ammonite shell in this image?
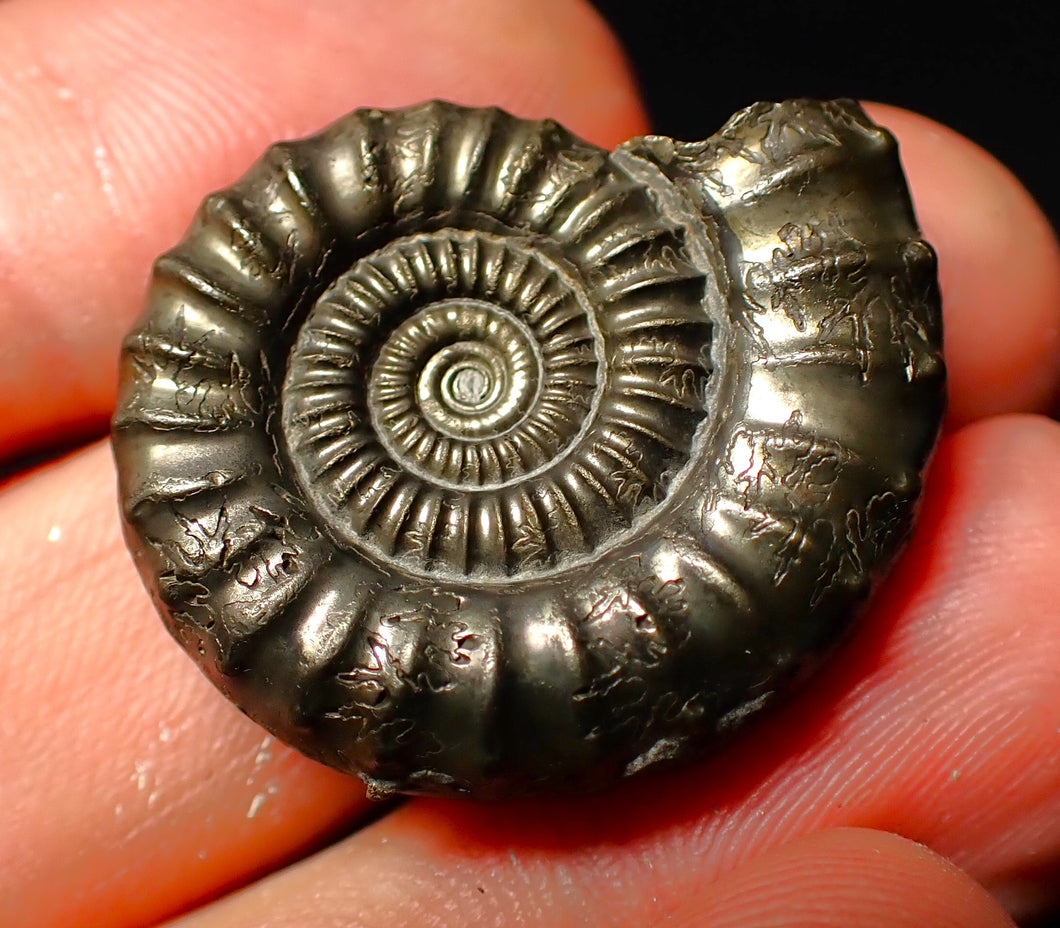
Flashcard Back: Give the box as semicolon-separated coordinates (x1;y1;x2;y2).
112;99;944;799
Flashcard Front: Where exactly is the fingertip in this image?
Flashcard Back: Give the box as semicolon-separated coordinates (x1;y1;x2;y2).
0;0;648;462
692;828;1015;928
0;443;373;928
488;0;650;146
863;103;1060;426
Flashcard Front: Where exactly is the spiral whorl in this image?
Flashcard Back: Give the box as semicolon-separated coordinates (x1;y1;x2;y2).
113;100;944;798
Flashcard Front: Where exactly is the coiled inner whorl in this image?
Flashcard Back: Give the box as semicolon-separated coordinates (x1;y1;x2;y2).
281;209;711;577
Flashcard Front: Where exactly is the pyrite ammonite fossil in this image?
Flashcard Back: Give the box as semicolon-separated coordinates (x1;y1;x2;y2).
113;99;945;799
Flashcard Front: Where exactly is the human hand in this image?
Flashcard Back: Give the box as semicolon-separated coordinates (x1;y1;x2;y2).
2;1;1059;926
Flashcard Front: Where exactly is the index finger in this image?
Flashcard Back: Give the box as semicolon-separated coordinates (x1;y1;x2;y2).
864;103;1060;427
0;0;646;463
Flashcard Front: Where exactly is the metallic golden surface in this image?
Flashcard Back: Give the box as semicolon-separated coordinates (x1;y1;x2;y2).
112;99;944;798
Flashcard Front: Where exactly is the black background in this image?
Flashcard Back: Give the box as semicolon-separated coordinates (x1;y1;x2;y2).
591;1;1058;925
592;0;1058;230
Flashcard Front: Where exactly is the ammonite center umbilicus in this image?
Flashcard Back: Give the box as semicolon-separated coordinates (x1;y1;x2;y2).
113;99;944;798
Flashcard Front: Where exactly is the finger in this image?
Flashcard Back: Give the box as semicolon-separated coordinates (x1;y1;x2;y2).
0;4;647;925
157;413;1060;925
864;104;1060;426
0;442;372;928
0;0;645;462
169;827;1015;928
684;829;1016;928
5;395;1057;923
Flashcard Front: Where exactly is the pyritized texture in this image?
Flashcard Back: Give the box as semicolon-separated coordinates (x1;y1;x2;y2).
112;99;945;798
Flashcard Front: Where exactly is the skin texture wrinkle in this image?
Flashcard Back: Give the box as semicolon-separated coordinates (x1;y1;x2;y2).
0;1;1058;927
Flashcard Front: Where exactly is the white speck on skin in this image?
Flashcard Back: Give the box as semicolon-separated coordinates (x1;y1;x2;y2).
87;133;122;217
56;86;74;101
115;803;124;817
951;769;961;782
133;760;150;791
159;726;173;743
253;736;274;768
46;525;62;543
93;146;115;199
246;782;280;819
247;737;274;784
